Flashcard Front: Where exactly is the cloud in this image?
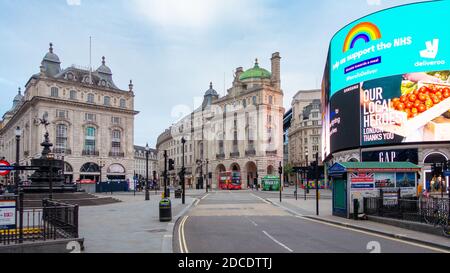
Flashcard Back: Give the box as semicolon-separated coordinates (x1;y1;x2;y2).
131;0;265;30
66;0;81;6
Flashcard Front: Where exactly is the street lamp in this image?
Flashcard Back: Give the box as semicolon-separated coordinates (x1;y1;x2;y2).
145;143;150;201
14;126;22;193
180;137;186;204
98;159;105;193
205;159;209;193
305;151;309;194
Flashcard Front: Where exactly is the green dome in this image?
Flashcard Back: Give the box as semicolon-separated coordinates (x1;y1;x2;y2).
239;59;272;81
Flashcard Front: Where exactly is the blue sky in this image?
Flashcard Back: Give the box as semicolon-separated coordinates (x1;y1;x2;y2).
0;0;425;147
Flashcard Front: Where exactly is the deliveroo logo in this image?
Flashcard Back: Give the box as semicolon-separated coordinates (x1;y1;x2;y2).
420;39;439;59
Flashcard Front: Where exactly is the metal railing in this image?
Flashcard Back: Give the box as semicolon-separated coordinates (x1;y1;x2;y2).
0;196;79;246
364;195;450;237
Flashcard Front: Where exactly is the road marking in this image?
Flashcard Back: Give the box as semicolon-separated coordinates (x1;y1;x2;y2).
246;217;258;227
262;230;293;253
201;193;209;200
194;199;200;206
178;216;190;253
251;193;271;204
294;216;449;253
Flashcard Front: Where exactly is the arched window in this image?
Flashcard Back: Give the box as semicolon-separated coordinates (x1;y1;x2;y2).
424;153;448;164
84;127;96;154
120;99;126;108
87;93;95;103
51;87;59;97
80;162;100;173
55;124;68;152
70;90;77;100
104;96;111;106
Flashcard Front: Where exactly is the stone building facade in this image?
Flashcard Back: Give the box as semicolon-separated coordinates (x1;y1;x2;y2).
0;43;138;184
288;90;322;167
156;53;285;189
134;145;158;181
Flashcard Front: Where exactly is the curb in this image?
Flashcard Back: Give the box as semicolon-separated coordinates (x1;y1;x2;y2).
163;195;201;253
264;198;450;252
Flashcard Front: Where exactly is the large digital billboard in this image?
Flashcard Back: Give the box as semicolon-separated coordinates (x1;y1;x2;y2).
323;1;450;158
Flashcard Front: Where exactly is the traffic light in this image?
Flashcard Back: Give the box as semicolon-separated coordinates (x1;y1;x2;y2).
168;159;175;171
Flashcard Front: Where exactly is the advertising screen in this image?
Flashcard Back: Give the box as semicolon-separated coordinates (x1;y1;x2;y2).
323;1;450;157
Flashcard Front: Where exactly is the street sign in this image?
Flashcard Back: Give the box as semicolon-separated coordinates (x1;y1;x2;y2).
0;160;11;176
444;171;450;177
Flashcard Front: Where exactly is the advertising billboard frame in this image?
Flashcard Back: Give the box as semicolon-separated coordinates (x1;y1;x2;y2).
322;0;450;160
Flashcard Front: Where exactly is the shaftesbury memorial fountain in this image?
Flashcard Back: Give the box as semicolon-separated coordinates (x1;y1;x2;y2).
23;115;76;193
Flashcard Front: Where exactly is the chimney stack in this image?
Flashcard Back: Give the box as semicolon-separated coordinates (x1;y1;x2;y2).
271;52;281;89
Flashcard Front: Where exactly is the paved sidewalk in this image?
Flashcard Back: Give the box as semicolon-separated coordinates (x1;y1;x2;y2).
79;192;196;253
265;197;450;251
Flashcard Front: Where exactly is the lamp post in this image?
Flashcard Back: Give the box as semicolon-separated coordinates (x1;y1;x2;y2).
164;150;168;197
305;152;309;194
181;138;186;204
145;143;150;201
205;159;209;193
315;152;319;216
98;159;105;193
14;126;22;193
278;162;283;202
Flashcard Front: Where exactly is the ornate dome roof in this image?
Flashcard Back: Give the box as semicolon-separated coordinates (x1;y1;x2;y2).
42;43;61;63
204;82;218;96
239;59;271;81
96;56;112;75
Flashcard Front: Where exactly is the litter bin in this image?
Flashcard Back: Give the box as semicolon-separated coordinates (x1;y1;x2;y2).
175;188;182;199
159;198;172;222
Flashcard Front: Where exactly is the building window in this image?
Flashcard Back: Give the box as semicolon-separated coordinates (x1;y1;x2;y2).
312;112;319;118
56;110;67;119
243;99;247;108
268;95;273;105
312;120;318;126
55;124;68;150
120;99;126;108
252;96;257;105
70;90;77;100
87;93;95;103
111;117;121;124
51;87;59;97
111;130;121;155
104;96;111;106
313;145;319;152
84;127;96;152
85;113;96;122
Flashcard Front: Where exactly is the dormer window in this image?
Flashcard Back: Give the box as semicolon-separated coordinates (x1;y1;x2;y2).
100;80;107;87
66;72;75;81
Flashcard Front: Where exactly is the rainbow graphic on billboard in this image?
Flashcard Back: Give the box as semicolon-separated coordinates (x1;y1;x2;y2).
343;22;381;52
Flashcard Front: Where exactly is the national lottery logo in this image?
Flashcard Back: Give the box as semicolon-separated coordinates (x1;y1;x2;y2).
343;22;382;52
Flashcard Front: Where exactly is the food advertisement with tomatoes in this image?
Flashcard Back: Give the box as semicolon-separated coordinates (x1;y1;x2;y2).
360;70;450;146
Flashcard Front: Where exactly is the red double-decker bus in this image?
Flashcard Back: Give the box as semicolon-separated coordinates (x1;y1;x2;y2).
218;171;242;190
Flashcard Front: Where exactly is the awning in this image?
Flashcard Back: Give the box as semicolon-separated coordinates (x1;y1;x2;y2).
328;162;422;176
